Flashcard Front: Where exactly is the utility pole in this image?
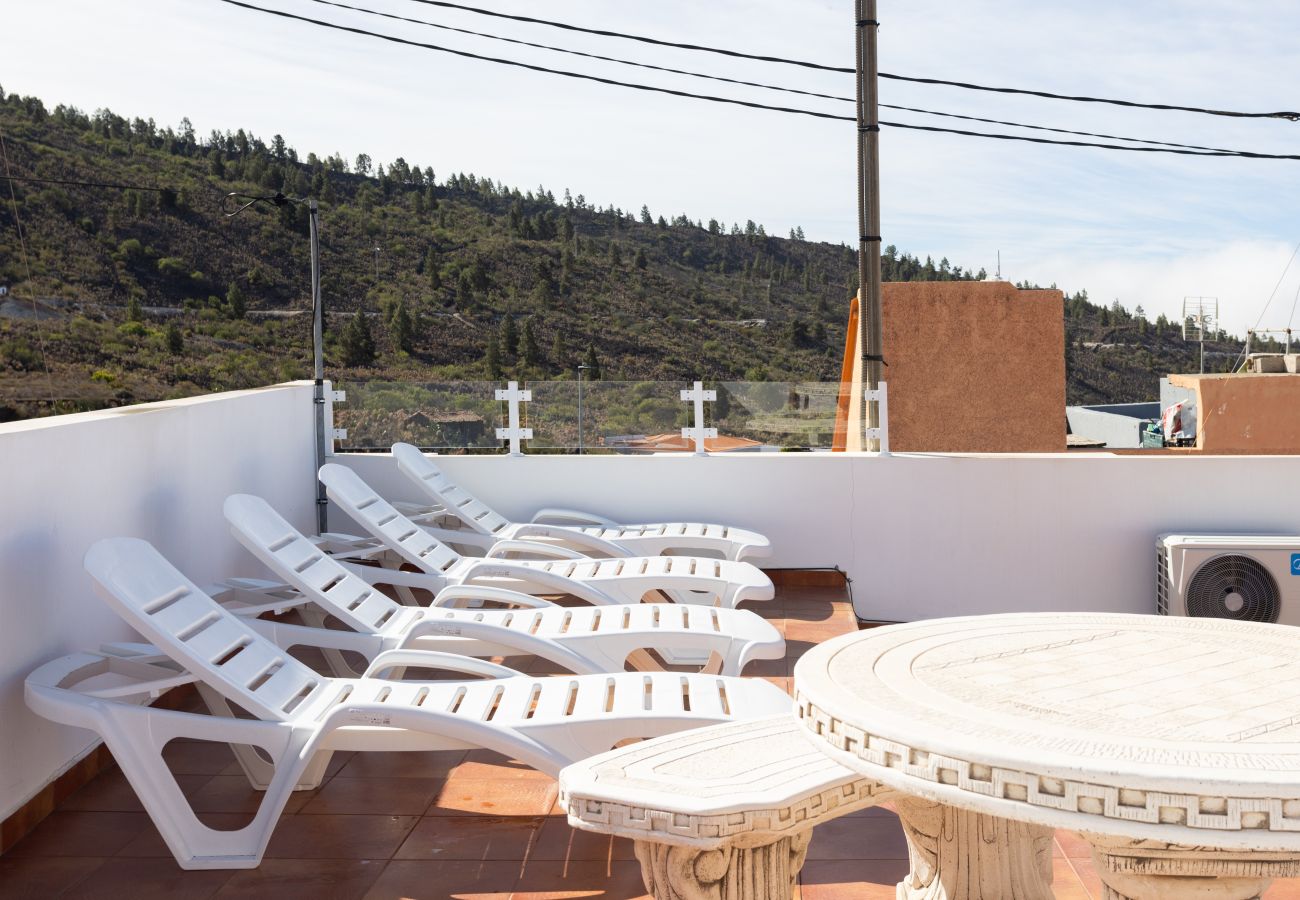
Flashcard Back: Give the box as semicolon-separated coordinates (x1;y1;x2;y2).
577;363;590;454
225;190;328;532
855;0;884;451
309;199;328;534
372;245;382;284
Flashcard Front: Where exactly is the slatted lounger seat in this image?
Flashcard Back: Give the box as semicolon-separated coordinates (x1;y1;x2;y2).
220;493;784;677
25;538;792;870
391;442;771;561
560;715;888;900
318;463;774;611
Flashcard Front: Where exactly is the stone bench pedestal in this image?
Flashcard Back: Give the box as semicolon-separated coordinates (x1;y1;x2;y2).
559;715;889;900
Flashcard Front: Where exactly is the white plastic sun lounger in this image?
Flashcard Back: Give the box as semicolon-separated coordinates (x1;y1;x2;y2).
25;538;791;870
221;493;784;677
390;442;771;561
318;463;774;611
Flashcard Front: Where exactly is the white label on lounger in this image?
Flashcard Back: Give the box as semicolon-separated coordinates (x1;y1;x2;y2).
347;709;392;726
428;624;463;636
475;567;514;578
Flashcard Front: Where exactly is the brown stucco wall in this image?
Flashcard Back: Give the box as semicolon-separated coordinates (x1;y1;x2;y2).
881;281;1065;452
1169;372;1300;452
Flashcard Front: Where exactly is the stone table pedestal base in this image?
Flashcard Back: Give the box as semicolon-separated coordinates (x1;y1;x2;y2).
633;832;811;900
1088;838;1300;900
893;797;1055;900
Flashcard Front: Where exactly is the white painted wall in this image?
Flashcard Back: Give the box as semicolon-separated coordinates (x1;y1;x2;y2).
0;384;318;821
341;451;1300;623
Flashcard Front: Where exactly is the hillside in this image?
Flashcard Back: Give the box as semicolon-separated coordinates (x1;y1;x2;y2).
0;88;1247;422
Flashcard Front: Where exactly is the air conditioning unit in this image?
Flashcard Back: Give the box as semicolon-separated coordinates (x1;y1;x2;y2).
1157;534;1300;624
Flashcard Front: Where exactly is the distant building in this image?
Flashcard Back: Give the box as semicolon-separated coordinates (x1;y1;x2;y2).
1161;368;1300;452
1066;403;1160;449
838;281;1066;452
604;432;763;453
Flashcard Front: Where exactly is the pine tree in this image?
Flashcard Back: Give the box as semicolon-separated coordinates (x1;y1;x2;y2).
640;204;652;224
165;323;184;355
485;333;503;379
633;248;647;270
391;299;415;353
500;314;518;358
126;294;143;323
608;243;622;267
583;345;601;380
551;332;568;370
521;317;540;367
226;282;246;319
425;248;441;291
339;312;376;366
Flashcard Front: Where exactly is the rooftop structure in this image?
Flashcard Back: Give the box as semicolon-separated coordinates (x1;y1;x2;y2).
839;281;1066;452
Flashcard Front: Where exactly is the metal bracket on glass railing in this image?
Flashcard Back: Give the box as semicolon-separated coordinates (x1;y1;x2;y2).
680;380;718;456
494;381;533;457
864;381;890;456
329;390;346;404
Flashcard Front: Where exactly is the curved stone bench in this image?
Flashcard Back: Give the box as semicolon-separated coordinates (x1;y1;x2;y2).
558;715;890;900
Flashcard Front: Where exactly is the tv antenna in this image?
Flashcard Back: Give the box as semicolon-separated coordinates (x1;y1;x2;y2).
1182;297;1219;373
996;251;1002;281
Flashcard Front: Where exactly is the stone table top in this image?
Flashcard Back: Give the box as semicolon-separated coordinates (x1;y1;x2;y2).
793;613;1300;851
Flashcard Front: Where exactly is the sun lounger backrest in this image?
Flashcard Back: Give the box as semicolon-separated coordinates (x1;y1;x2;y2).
224;494;407;634
318;464;462;574
84;538;323;722
392;443;511;536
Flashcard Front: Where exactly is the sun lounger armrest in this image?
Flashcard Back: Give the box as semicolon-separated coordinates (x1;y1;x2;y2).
362;649;522;680
485;540;590;561
431;586;555;609
530;507;618;527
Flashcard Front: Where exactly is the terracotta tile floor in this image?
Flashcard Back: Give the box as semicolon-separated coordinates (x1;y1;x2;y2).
6;583;1300;899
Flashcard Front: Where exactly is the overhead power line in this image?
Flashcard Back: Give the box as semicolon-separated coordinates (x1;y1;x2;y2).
218;1;1300;160
216;0;855;122
304;0;1296;157
306;0;849;104
0;174;177;193
390;0;1300;121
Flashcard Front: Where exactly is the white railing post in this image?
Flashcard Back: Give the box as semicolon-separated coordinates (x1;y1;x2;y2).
494;381;533;457
680;381;717;456
864;381;889;455
325;382;347;456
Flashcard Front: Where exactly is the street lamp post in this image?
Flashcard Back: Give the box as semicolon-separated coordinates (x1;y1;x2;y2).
577;363;590;455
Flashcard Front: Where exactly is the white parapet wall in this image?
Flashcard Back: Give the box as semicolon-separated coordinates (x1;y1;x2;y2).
340;451;1300;622
0;384;318;823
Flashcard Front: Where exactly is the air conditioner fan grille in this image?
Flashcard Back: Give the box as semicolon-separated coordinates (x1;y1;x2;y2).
1185;554;1280;623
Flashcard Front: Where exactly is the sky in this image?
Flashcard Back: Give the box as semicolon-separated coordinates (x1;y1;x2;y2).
4;0;1300;338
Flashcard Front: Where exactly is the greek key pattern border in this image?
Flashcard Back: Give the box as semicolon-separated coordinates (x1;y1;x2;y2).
560;777;886;849
796;693;1300;835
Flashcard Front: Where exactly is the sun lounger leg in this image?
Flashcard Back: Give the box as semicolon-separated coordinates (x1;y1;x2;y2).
196;684;333;790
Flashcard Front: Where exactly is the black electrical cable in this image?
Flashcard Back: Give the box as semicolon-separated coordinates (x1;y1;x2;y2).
881;73;1300;122
304;0;1297;157
389;0;1300;121
884;120;1300;158
878;105;1260;155
215;0;854;122
217;0;1300;158
0;174;177;193
305;0;849;104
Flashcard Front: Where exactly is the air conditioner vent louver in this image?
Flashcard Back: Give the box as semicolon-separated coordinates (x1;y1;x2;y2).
1184;554;1280;623
1156;546;1170;616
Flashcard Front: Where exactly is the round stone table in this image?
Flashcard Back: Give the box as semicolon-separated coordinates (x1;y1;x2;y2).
793;613;1300;900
